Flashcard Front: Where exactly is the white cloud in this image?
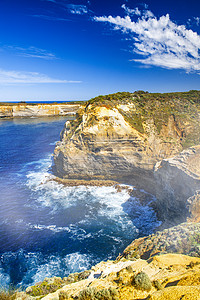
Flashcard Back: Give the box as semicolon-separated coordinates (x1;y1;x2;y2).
5;46;58;60
67;4;88;15
0;69;82;84
42;1;89;15
194;17;200;26
121;4;154;18
121;4;141;16
94;8;200;72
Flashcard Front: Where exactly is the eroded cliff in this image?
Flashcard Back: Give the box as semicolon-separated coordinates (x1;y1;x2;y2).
0;103;81;118
53;91;200;192
154;146;200;227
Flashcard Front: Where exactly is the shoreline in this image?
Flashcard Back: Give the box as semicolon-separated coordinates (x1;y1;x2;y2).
0;103;82;118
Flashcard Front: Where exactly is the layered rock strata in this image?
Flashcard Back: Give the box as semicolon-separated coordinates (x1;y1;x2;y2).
0;103;81;118
53;91;200;223
53;106;184;192
154;146;200;226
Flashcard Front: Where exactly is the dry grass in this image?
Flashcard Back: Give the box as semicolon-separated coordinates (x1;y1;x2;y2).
0;286;17;300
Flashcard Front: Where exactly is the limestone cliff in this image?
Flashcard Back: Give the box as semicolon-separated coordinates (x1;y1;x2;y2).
0;103;81;118
154;146;200;227
53;91;200;192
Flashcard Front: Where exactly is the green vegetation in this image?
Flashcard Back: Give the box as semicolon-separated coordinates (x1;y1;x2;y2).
26;270;91;298
177;232;200;257
27;277;65;297
78;287;119;300
133;271;152;291
0;286;17;300
59;290;69;300
83;90;200;149
152;280;163;290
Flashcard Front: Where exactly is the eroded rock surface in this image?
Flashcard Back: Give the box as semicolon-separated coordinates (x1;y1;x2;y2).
14;253;200;300
0;103;81;118
154;146;200;226
53;106;187;192
121;222;200;260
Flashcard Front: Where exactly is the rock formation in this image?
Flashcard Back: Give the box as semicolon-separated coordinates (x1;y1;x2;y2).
14;253;200;300
0;103;81;118
153;146;200;227
121;222;200;260
53;91;200;193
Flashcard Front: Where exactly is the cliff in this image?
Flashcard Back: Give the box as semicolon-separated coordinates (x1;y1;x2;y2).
153;146;200;227
121;222;200;260
14;252;200;300
0;103;81;118
53;91;200;191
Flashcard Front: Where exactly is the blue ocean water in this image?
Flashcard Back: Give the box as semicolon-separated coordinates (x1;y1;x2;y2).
0;117;160;289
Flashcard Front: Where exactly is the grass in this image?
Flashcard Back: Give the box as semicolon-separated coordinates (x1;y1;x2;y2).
0;286;18;300
81;90;200;149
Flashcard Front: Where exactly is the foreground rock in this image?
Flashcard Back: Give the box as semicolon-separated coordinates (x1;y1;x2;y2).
0;103;81;118
15;253;200;300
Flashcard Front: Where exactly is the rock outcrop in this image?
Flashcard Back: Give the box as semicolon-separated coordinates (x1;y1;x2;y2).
53;91;200;222
14;253;200;300
154;146;200;227
121;222;200;260
0;103;81;118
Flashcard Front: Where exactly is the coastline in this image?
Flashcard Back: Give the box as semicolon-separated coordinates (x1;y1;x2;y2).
0;103;82;119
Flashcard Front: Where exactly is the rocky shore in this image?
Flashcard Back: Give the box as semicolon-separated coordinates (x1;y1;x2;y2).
0;103;81;118
15;252;200;300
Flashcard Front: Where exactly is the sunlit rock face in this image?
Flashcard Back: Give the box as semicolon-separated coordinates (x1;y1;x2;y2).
154;146;200;227
0;103;80;118
53;105;183;191
53;91;200;224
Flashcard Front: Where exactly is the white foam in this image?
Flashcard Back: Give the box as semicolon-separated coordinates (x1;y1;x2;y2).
30;252;92;285
0;268;10;288
28;223;71;233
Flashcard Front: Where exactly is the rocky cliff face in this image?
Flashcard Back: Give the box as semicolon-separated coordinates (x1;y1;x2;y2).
122;222;200;260
154;146;200;227
0;103;81;118
53;91;200;192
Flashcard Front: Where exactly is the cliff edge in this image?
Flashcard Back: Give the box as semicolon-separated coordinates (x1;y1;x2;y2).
54;91;200;191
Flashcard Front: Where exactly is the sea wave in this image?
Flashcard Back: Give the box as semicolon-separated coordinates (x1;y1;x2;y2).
0;250;95;288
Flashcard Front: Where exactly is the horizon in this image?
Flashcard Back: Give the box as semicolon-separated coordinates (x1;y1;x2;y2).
1;88;200;103
0;0;200;101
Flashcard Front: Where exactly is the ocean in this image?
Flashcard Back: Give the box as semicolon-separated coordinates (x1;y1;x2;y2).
0;116;160;288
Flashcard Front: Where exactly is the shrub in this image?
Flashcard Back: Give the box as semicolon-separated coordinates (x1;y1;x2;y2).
59;290;69;300
133;271;152;291
78;287;119;300
0;287;17;300
152;280;163;290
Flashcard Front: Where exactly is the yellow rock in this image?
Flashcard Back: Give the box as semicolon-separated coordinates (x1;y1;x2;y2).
148;285;200;300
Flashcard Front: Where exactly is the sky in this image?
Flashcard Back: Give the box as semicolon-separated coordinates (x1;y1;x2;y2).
0;0;200;101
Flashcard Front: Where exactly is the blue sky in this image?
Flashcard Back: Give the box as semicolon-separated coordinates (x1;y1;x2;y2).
0;0;200;101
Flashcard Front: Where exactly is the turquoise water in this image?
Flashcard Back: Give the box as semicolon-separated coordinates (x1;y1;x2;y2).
0;117;160;288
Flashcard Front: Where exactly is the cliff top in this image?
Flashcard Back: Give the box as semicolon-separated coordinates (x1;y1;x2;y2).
67;90;200;150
